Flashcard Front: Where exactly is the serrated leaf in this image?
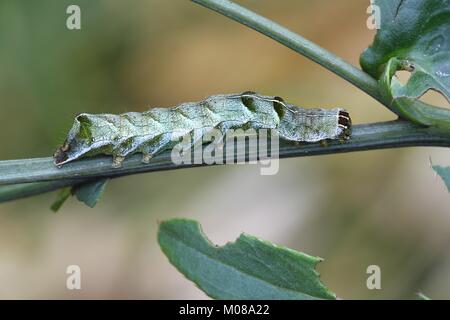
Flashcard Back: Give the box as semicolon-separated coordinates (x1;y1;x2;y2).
433;165;450;192
73;178;108;208
361;0;450;128
158;219;336;300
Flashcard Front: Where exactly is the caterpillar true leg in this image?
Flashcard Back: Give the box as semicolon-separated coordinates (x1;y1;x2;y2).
140;133;173;163
113;135;154;167
127;134;165;164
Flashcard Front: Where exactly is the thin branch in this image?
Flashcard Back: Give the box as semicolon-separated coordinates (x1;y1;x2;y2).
191;0;384;105
1;120;449;202
0;180;81;203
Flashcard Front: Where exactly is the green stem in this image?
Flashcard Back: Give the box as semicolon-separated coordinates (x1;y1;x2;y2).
191;0;384;105
1;120;449;202
0;180;80;202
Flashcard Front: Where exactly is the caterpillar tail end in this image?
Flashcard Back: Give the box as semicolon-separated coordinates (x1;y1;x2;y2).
338;110;352;140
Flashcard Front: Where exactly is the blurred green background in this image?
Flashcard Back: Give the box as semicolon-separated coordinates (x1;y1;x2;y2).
0;0;449;299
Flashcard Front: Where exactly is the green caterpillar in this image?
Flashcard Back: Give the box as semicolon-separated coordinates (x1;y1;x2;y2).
54;92;351;168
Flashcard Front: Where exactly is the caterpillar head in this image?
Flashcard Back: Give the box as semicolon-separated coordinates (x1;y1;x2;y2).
54;114;93;166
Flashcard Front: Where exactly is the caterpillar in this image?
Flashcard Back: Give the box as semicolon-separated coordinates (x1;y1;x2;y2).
54;92;351;168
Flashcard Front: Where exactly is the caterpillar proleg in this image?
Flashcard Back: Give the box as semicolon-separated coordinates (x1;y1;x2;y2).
54;92;351;168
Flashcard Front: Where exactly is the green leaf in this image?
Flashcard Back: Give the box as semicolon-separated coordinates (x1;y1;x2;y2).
361;0;450;129
433;165;450;192
50;187;71;212
158;219;336;300
73;178;109;208
49;178;109;211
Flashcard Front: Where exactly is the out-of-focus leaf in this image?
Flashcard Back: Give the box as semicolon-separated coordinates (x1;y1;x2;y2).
50;187;71;212
73;178;109;208
158;219;336;300
360;0;450;129
417;292;431;300
433;165;450;192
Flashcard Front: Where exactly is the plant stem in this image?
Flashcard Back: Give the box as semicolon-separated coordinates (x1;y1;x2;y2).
191;0;384;105
1;120;449;202
0;180;80;203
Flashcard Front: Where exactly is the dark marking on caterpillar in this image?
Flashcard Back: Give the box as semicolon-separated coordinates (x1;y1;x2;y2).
54;92;352;168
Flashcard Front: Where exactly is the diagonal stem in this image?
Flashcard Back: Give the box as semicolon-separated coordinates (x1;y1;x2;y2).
191;0;384;105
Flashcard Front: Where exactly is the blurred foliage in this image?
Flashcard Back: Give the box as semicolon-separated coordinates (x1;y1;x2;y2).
0;0;449;299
